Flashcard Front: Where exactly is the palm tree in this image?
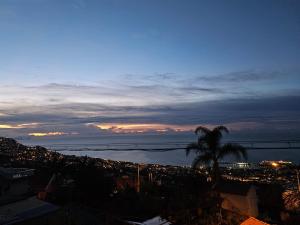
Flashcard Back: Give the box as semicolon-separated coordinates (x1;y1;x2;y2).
283;190;300;211
186;125;247;184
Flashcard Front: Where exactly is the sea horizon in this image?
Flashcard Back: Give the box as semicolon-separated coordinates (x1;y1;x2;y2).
15;133;300;166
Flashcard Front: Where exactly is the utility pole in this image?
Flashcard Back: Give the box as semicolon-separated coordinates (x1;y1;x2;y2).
296;169;300;192
137;164;140;193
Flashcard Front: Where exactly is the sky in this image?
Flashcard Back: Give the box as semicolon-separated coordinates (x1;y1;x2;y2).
0;0;300;139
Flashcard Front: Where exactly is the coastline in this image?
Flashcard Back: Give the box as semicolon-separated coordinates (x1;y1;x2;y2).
16;135;300;165
0;137;194;177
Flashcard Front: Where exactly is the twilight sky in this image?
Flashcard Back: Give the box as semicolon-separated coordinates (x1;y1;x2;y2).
0;0;300;138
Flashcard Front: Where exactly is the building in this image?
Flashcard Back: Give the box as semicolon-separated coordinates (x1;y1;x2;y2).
218;181;259;217
0;167;35;204
0;167;63;225
259;160;293;169
220;162;257;170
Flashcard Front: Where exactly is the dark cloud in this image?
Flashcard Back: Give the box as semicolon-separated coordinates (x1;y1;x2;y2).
178;86;224;94
196;70;288;83
143;73;177;81
1;94;300;138
123;69;297;85
1;68;300;138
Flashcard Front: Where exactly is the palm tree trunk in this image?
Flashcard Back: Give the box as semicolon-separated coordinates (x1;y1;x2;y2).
212;159;220;185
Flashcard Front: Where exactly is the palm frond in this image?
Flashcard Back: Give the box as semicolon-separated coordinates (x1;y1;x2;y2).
192;153;212;169
212;125;229;141
194;126;211;135
213;125;229;134
186;142;200;156
218;143;248;161
197;135;207;145
198;134;211;148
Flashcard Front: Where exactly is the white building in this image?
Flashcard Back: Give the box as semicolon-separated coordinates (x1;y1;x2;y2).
218;181;259;217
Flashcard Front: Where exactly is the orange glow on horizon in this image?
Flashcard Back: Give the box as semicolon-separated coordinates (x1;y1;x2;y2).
89;123;195;133
0;124;15;129
0;123;39;129
28;132;67;137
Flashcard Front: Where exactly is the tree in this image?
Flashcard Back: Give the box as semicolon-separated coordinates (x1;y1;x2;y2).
186;125;247;185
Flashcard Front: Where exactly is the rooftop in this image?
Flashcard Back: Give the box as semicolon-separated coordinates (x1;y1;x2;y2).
0;196;59;225
0;167;35;180
240;217;269;225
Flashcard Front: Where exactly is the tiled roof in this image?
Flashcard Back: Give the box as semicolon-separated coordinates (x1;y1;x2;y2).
240;217;269;225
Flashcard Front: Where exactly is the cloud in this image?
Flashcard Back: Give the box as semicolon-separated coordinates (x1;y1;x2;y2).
0;68;299;138
223;122;263;131
88;123;195;134
196;70;289;83
2;69;296;114
178;86;224;94
28;132;69;137
87;121;264;134
0;93;299;138
121;69;300;102
0;123;39;129
0;81;225;112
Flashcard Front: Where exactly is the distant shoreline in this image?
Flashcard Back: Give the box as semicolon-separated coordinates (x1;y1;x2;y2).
4;136;300;165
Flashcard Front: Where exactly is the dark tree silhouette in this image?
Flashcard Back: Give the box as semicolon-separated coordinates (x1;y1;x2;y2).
186;125;247;184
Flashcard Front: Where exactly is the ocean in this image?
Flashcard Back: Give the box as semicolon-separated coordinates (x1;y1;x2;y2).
18;133;300;166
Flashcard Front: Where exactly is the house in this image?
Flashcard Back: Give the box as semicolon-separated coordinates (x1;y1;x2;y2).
218;181;259;217
0;168;63;225
0;167;35;204
0;196;60;225
240;217;269;225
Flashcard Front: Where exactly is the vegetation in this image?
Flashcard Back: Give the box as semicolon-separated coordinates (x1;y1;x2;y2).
186;125;247;184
